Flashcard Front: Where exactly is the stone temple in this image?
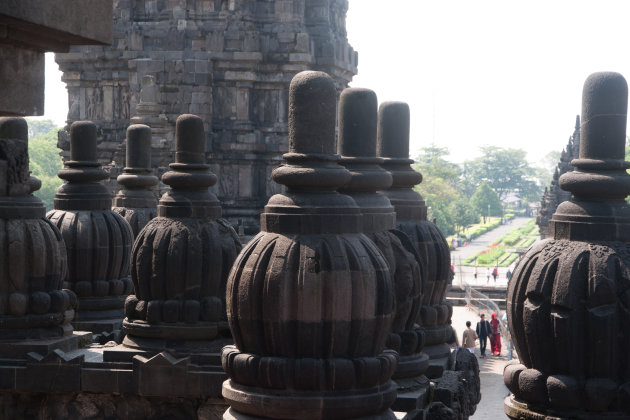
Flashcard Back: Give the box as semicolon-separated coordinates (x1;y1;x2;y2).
55;0;358;233
7;2;630;420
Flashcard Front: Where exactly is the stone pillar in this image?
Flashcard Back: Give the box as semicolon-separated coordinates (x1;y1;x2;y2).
505;72;630;419
121;114;242;356
0;117;80;352
222;71;398;420
337;88;429;409
112;124;159;237
47;121;134;337
377;102;452;379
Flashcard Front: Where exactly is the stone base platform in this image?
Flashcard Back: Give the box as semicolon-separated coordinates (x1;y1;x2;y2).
504;395;629;420
391;376;431;412
0;331;92;359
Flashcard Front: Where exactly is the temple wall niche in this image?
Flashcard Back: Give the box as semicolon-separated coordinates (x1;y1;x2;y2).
56;0;357;232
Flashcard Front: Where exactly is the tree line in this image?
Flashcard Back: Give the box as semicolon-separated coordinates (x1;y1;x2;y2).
414;145;556;237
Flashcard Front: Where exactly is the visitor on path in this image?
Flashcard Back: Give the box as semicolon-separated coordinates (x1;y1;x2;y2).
476;313;492;358
490;312;501;356
485;268;491;284
474;267;478;281
506;269;512;281
492;266;498;283
462;321;478;354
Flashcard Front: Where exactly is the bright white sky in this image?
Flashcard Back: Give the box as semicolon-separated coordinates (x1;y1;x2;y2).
346;0;630;164
39;0;630;165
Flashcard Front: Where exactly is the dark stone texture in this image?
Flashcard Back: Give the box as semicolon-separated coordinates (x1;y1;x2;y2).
222;71;398;420
0;0;112;49
376;101;452;376
448;348;480;416
0;0;112;116
112;124;159;237
122;114;241;355
0;118;75;341
47;121;134;331
56;0;357;232
506;72;630;418
337;87;426;382
0;391;226;420
0;48;44;116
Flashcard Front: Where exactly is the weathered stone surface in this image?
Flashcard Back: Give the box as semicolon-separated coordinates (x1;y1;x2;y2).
506;72;630;418
0;118;74;341
112;124;159;237
56;0;357;232
47;121;134;331
222;71;397;420
0;391;226;420
337;87;426;381
0;0;112;49
122;114;241;355
377;102;452;375
0;0;112;116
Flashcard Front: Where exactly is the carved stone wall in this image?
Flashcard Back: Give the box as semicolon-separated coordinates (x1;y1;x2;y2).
55;0;357;232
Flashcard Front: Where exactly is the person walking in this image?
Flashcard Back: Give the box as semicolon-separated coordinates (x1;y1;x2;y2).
490;312;502;356
485;267;491;284
476;313;492;358
492;266;498;283
462;321;478;354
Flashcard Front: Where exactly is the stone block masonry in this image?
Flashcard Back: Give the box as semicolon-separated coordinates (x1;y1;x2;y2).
56;0;357;233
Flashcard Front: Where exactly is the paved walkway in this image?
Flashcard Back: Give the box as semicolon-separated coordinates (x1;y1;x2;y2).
450;217;533;290
451;305;514;420
446;221;536;419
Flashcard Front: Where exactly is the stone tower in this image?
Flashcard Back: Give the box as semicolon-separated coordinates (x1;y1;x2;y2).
222;71;398;420
505;72;630;418
536;115;580;239
55;0;358;233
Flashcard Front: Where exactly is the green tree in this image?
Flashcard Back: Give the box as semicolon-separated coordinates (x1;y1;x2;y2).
416;176;459;236
26;119;57;138
413;145;462;236
414;144;459;183
449;198;479;234
465;146;541;201
470;182;502;223
27;126;63;210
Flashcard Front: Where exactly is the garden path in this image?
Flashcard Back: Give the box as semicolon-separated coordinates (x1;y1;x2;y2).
449;217;533;289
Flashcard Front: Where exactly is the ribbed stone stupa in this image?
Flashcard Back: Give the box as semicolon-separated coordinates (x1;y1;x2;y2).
222;71;398;420
47;121;134;334
0;118;74;343
122;114;242;354
112;124;158;237
377;102;452;378
505;72;630;419
337;88;426;385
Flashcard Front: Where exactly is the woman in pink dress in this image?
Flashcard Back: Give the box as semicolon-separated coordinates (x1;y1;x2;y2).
490;312;501;356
